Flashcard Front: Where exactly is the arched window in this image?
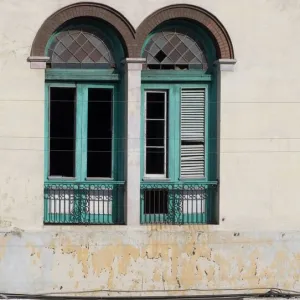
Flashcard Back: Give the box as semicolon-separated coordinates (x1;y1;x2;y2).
47;25;116;69
44;19;125;225
140;21;217;224
143;29;208;70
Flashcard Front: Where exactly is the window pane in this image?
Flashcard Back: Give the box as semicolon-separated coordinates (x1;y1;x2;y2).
49;87;76;177
87;88;113;178
146;148;164;174
146;92;165;119
145;91;168;176
146;120;165;146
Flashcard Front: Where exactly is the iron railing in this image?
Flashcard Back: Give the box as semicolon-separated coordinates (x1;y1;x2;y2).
140;182;218;224
44;182;125;224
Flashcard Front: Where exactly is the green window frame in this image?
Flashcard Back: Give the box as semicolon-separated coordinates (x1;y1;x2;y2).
44;80;125;224
140;76;217;224
140;20;218;224
43;18;126;225
141;82;210;181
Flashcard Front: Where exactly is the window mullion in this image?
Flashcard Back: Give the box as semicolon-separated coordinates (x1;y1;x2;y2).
76;84;86;182
168;85;180;181
112;85;116;180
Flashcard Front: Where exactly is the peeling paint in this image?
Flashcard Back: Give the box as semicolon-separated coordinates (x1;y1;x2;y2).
0;230;300;295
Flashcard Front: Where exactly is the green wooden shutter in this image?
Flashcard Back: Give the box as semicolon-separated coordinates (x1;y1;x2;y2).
180;88;205;178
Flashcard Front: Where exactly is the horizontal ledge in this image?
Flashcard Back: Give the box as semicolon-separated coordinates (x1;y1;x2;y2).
141;181;218;185
27;56;50;62
28;56;50;69
215;58;237;64
122;58;147;64
214;59;237;71
44;181;125;185
142;70;212;82
142;178;171;182
45;69;120;81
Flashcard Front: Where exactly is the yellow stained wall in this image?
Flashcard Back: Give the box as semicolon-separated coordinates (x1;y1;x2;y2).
0;227;299;296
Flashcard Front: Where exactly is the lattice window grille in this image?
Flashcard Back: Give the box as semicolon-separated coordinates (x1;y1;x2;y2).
143;30;208;70
48;29;115;68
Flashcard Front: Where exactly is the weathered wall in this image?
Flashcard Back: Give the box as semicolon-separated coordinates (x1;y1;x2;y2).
1;0;300;295
1;0;300;231
1;227;300;296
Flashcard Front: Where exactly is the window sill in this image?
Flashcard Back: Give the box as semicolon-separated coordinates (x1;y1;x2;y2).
179;177;206;181
179;178;219;185
142;178;171;182
85;177;113;181
47;176;76;181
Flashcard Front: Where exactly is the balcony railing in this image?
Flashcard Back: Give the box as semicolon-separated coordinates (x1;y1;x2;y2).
44;182;125;224
140;182;218;224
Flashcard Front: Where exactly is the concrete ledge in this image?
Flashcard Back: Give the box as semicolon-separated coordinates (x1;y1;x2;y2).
214;59;237;71
27;56;50;69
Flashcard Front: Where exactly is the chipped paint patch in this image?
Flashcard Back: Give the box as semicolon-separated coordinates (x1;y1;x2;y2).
0;230;300;296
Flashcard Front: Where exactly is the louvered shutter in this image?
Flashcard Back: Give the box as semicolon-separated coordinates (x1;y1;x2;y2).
180;89;205;178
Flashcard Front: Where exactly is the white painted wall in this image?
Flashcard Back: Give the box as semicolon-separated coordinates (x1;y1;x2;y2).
1;0;300;232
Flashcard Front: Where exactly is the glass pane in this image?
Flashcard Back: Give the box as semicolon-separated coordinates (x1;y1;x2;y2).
87;88;113;178
146;148;164;174
146;120;165;147
49;27;115;69
143;30;208;71
49;87;76;177
146;92;165;119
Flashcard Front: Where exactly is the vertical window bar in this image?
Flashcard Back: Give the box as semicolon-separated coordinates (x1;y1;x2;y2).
103;188;105;224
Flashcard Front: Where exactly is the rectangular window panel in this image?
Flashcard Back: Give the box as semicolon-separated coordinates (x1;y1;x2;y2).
145;91;168;176
146;92;165;119
180;88;205;178
49;87;76;177
146;148;165;174
87;88;113;178
146;120;165;147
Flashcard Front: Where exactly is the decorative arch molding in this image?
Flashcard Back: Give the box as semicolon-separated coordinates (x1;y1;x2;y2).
30;2;136;58
135;4;235;59
29;2;235;68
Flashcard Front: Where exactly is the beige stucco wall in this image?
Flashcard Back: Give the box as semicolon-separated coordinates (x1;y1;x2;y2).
1;227;300;296
1;0;300;295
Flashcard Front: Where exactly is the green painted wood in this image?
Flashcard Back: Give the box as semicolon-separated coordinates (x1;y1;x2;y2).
142;70;212;82
44;82;124;224
77;84;84;181
45;181;125;185
43;17;127;224
140;181;218;186
140;81;217;224
46;69;120;82
44;82;77;181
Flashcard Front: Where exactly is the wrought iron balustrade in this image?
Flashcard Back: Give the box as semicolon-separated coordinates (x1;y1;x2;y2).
44;182;124;224
140;182;218;224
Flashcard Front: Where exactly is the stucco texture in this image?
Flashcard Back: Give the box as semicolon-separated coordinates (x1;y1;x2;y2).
1;227;300;296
